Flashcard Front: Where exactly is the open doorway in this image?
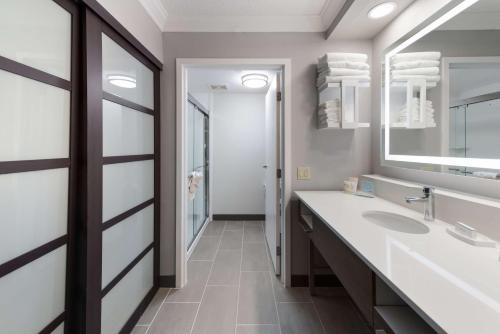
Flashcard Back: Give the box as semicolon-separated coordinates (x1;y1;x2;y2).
176;59;292;288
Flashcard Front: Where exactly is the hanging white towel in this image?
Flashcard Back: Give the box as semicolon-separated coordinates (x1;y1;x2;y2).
317;61;370;72
392;67;439;76
391;60;440;70
187;171;203;201
319;53;368;63
391;52;441;63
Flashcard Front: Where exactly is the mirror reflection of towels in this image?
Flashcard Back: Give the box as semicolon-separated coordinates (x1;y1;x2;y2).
188;171;203;200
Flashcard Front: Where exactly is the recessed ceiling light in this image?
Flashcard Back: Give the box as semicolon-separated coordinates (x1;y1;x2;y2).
368;2;397;19
108;75;137;88
241;74;268;89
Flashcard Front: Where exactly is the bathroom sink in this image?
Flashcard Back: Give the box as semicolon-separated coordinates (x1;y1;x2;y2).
362;211;430;234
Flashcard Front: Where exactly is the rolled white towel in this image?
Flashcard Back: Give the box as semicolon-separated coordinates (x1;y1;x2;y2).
188;171;204;200
318;100;340;109
392;67;439;76
318;61;370;72
319;53;368;63
317;75;371;86
391;74;441;83
318;108;340;116
318;68;370;78
391;52;441;63
391;60;440;70
472;171;499;179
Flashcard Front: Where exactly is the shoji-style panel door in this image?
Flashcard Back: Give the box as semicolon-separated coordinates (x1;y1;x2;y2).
0;0;78;333
83;8;160;334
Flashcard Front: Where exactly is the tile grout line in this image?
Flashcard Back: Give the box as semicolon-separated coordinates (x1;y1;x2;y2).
144;287;171;334
188;220;225;334
234;220;245;334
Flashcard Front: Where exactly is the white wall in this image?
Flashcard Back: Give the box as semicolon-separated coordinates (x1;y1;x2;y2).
96;0;163;61
212;93;266;214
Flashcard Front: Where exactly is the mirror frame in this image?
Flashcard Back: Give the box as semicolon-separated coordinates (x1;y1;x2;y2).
381;0;500;170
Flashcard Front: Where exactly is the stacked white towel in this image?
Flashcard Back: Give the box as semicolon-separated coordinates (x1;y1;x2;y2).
391;52;441;84
318;99;341;127
317;53;370;87
397;98;436;127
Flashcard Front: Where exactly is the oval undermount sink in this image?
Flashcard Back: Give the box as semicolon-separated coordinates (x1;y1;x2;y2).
362;211;430;234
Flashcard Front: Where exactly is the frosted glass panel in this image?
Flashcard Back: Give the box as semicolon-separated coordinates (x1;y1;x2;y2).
102;34;154;109
103;100;154;157
101;250;153;334
102;205;154;287
0;168;68;264
0;246;66;334
102;160;154;221
0;0;71;80
0;70;70;161
52;323;64;334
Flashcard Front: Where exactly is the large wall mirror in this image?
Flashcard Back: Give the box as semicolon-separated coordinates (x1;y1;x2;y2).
383;0;500;180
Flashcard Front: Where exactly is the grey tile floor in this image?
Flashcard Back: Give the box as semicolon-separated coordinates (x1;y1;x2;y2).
132;220;371;334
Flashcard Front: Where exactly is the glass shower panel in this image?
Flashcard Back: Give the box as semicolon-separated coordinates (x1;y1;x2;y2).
193;110;207;236
449;105;466;158
187;103;195;245
465;99;500;159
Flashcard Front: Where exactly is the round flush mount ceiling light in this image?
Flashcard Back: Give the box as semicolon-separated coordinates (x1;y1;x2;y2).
107;75;137;88
241;73;268;89
368;2;397;19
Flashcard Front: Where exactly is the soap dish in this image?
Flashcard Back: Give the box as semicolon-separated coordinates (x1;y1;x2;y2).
446;222;496;248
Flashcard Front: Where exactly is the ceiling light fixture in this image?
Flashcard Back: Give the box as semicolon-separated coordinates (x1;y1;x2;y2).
107;74;137;88
241;73;268;89
368;2;397;19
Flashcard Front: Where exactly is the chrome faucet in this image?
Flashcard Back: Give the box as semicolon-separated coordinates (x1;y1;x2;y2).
405;186;435;221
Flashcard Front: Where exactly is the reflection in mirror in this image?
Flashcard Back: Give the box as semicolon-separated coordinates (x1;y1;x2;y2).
383;0;500;180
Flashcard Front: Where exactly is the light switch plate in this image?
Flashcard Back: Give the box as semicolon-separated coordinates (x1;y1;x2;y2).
297;167;311;180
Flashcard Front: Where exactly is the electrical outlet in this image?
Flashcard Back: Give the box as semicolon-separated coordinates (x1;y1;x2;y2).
297;167;311;180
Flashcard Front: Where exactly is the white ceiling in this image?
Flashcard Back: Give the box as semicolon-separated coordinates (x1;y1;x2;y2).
188;66;280;94
139;0;346;32
330;0;415;39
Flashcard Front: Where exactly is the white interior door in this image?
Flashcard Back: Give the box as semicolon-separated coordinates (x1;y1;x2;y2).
264;73;282;275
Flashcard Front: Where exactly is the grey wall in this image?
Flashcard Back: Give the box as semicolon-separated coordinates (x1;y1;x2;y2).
160;32;373;275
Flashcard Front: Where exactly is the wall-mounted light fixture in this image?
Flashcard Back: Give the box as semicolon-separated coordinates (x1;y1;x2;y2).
107;74;137;88
368;2;397;19
241;73;268;89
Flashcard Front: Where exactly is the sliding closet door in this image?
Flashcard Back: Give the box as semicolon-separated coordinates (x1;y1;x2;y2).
0;0;78;333
83;9;160;334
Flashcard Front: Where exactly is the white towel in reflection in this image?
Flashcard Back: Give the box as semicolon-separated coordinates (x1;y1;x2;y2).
391;60;440;70
319;100;340;109
392;67;439;76
319;53;368;63
317;61;370;72
472;171;499;179
391;74;441;83
187;171;203;200
392;52;441;63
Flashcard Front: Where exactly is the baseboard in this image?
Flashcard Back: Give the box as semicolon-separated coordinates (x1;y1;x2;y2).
291;274;341;287
159;275;176;287
213;214;265;221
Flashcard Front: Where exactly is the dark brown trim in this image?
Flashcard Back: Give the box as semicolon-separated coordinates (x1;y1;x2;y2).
103;91;155;115
102;198;155;231
101;243;154;298
39;312;66;334
102;154;154;165
159;275;176;287
213;214;265;221
81;0;163;70
121;286;158;333
0;55;71;91
0;158;70;175
82;9;104;334
0;236;67;279
291;274;342;287
153;67;161;288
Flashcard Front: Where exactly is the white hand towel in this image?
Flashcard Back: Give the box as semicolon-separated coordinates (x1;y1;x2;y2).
392;67;439;76
318;68;370;78
391;74;441;83
391;60;440;70
187;171;203;200
317;75;371;86
319;53;368;63
318;61;370;71
391;52;441;63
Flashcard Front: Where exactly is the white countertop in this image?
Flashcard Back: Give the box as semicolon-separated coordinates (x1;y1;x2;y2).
295;191;500;334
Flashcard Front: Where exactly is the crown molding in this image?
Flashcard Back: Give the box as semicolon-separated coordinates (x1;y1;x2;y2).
138;0;168;30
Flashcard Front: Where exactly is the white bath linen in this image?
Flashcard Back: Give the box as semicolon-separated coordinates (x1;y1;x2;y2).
391;60;440;70
318;68;370;78
319;53;368;63
318;109;340;118
187;171;203;200
391;52;441;63
317;61;370;72
317;75;371;86
472;171;499;179
318;120;341;127
391;74;441;83
319;100;340;109
392;67;439;76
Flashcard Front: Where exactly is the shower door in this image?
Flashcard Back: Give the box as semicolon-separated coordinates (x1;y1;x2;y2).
187;96;209;249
